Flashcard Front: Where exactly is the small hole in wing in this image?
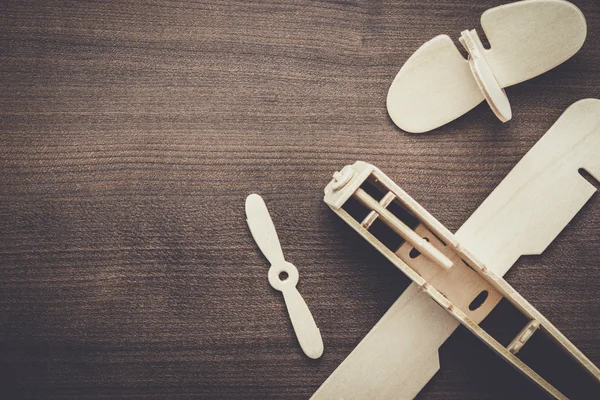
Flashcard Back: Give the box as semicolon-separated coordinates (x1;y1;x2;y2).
279;271;288;281
579;168;600;191
469;290;489;311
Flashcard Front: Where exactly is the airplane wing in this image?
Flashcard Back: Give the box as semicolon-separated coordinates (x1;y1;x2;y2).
482;0;586;88
455;99;600;274
386;35;485;133
312;99;600;399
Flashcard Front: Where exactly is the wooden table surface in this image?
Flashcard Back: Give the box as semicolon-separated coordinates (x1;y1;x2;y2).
1;1;599;399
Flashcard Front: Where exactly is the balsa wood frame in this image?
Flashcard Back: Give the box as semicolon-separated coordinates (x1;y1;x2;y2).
313;99;600;399
323;161;600;399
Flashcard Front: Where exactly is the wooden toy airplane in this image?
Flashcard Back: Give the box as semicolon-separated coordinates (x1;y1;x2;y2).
387;0;587;133
313;99;600;399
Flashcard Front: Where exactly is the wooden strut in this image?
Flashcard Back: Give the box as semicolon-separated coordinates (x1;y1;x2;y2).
324;162;600;400
459;29;512;122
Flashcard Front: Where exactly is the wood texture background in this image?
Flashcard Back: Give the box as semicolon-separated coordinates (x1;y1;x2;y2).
0;0;599;399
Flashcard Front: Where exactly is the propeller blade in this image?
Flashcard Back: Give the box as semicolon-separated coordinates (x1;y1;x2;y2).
282;285;324;359
245;194;286;266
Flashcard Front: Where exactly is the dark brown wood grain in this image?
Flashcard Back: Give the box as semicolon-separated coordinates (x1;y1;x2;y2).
0;0;599;399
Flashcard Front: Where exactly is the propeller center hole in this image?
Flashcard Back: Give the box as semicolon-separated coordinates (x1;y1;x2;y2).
279;271;289;281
